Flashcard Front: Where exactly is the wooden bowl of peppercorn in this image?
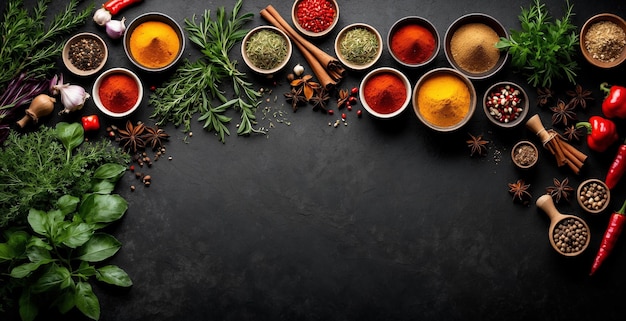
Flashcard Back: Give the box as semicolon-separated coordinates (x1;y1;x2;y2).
577;178;611;214
580;13;626;69
62;32;107;77
292;0;339;38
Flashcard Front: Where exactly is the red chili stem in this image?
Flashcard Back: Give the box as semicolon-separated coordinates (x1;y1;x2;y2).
600;82;611;97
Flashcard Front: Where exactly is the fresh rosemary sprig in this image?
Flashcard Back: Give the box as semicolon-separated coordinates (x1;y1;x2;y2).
149;0;264;143
496;0;578;88
0;0;94;90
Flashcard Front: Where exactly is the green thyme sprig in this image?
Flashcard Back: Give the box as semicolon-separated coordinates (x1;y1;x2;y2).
496;0;578;88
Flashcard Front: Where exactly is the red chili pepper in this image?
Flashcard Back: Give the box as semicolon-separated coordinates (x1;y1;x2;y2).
590;200;626;275
103;0;143;15
575;116;618;152
81;115;100;132
600;82;626;119
605;140;626;190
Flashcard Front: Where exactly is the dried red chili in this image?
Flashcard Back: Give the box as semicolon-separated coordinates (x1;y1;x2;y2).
295;0;336;33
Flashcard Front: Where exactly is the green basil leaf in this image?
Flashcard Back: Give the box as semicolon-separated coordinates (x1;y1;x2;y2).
60;222;94;248
76;233;121;262
77;261;97;278
0;230;30;261
19;287;38;321
78;194;128;224
55;287;76;315
10;262;46;278
54;122;84;152
26;243;51;263
91;180;115;194
31;264;71;293
27;209;48;237
57;195;80;215
0;244;13;261
93;163;126;182
96;265;133;287
75;281;100;320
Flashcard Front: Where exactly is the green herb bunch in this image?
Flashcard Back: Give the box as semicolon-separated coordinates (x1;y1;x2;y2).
0;123;129;228
149;0;264;143
496;0;578;88
0;163;131;321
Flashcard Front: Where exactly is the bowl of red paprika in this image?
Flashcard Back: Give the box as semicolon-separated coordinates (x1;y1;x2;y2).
359;67;411;119
292;0;339;38
92;68;143;118
387;16;439;68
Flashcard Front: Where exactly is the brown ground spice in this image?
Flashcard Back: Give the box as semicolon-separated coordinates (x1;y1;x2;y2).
585;21;626;62
450;23;500;74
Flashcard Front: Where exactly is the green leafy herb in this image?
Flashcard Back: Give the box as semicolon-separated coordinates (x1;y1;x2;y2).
0;163;131;321
0;124;129;228
149;0;265;143
495;0;578;88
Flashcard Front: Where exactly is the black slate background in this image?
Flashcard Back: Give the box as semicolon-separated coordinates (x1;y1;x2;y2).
5;0;626;320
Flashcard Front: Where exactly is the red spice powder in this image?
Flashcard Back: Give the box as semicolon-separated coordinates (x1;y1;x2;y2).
363;72;407;115
98;73;139;114
390;24;436;64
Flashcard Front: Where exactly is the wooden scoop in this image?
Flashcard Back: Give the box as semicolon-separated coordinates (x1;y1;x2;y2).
536;194;591;257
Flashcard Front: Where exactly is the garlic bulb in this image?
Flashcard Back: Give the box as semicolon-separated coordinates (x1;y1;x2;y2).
293;64;305;76
105;17;126;39
53;83;90;114
93;8;112;26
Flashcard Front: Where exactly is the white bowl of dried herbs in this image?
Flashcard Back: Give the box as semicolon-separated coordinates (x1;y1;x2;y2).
241;26;292;77
335;23;382;71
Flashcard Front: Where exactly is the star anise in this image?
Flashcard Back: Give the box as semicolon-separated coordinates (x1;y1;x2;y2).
142;125;170;150
337;88;350;109
563;125;584;142
309;87;330;111
290;74;320;101
546;177;574;203
284;87;306;111
118;120;146;153
508;179;532;205
537;87;554;107
566;84;594;109
550;99;577;126
466;133;489;157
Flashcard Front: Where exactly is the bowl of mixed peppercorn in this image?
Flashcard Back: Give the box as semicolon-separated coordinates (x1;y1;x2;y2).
482;81;529;128
62;32;107;77
292;0;339;38
580;13;626;69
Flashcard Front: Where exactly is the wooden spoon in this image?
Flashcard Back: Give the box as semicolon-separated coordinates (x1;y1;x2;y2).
536;194;591;257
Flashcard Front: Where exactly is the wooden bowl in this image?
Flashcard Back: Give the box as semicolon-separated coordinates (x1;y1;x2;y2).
580;13;626;69
577;178;611;214
483;81;529;128
241;26;292;77
387;16;439;68
292;0;339;38
335;23;383;71
62;32;107;77
511;140;538;169
536;195;591;257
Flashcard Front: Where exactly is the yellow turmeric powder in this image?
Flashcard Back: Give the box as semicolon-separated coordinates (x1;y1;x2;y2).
417;74;470;127
129;21;180;69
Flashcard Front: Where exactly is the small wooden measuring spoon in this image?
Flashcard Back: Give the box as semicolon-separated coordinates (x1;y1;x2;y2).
536;194;591;256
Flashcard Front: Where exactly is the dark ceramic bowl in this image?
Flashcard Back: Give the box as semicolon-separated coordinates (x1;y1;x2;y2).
387;16;439;68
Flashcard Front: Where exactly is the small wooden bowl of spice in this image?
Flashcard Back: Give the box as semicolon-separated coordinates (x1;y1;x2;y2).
444;13;508;80
242;26;292;76
92;68;143;118
387;16;439;68
580;13;626;69
124;12;185;72
577;178;611;214
511;140;538;170
413;68;476;132
292;0;339;38
62;32;107;77
359;67;411;119
483;81;529;128
335;23;383;71
537;194;591;257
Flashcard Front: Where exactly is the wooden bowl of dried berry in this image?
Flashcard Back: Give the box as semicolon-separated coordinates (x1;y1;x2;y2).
483;81;529;128
292;0;339;38
577;178;611;214
62;32;108;77
580;13;626;69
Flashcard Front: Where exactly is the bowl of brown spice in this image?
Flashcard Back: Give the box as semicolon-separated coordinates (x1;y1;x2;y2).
577;178;610;214
444;13;508;79
580;13;626;69
511;140;538;170
62;32;107;77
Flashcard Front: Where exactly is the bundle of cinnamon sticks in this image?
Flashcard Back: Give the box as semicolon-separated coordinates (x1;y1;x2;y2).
260;5;345;90
526;114;587;174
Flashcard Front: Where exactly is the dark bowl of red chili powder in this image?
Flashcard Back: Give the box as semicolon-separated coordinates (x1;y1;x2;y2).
359;67;411;119
292;0;339;38
92;68;143;118
387;16;440;68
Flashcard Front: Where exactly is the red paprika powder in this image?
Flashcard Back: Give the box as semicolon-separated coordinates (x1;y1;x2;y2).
390;24;436;65
363;72;407;115
98;73;139;114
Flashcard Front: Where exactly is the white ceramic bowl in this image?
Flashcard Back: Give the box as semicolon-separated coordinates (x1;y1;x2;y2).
241;26;292;76
335;23;383;71
92;68;143;118
292;0;339;38
62;32;108;77
359;67;411;119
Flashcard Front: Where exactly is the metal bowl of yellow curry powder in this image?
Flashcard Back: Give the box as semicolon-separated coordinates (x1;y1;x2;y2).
124;12;185;72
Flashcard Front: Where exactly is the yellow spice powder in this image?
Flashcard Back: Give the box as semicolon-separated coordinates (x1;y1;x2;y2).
129;21;180;69
417;74;471;127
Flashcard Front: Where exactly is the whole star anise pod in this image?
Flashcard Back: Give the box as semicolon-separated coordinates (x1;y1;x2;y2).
537;87;554;107
118;120;146;153
142;125;170;150
290;74;320;101
508;179;532;205
546;177;574;203
550;99;577;126
566;84;594;109
310;87;330;111
337;88;350;109
284;87;306;111
466;133;489;157
563;125;584;142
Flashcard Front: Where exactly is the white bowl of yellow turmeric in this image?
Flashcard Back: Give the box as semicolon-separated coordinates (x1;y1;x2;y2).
412;68;476;132
124;12;185;72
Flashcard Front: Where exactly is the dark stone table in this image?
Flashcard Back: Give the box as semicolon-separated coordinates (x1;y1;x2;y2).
6;0;626;320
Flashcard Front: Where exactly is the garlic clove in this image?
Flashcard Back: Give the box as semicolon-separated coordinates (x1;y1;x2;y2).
55;84;90;114
293;63;305;76
93;7;112;26
105;17;126;39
